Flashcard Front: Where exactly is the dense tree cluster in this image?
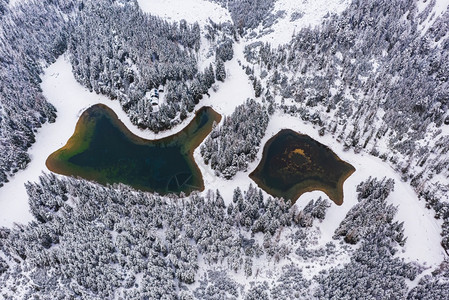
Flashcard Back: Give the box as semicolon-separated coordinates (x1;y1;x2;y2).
0;0;8;17
334;177;401;244
0;0;79;187
210;0;276;34
294;197;331;228
408;260;449;300
249;0;449;145
193;270;240;299
0;174;434;299
0;256;7;275
0;174;327;298
248;0;449;160
215;57;226;82
201;99;269;179
270;265;311;299
69;0;220;132
204;20;237;43
315;177;422;299
215;37;234;62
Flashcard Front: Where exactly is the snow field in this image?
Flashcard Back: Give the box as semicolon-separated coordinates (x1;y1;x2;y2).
136;0;232;25
7;0;23;7
418;0;449;35
247;0;351;47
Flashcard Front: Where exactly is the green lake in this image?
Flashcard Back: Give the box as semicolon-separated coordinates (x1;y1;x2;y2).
46;104;221;195
250;129;355;205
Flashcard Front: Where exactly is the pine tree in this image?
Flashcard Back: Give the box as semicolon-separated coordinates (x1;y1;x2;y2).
215;57;226;82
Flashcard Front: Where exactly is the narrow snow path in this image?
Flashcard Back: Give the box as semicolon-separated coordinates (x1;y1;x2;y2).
200;42;255;116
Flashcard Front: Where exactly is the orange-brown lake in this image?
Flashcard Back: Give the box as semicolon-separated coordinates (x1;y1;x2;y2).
250;129;355;205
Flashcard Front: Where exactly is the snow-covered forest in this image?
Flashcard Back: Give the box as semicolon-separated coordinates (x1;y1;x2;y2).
243;0;449;254
201;99;269;179
211;0;276;33
0;0;449;298
0;0;76;187
69;1;233;132
2;174;443;298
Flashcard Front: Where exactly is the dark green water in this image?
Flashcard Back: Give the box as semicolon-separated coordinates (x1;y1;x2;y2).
250;129;355;205
46;104;221;195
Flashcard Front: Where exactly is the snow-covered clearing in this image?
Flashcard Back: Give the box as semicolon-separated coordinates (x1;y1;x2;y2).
418;0;449;35
8;0;23;7
136;0;231;25
199;42;255;116
247;0;350;47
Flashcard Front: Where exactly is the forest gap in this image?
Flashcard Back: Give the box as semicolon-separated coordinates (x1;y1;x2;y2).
46;104;221;195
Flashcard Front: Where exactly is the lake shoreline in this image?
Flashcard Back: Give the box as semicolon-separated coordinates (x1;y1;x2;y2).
250;129;355;205
46;104;221;196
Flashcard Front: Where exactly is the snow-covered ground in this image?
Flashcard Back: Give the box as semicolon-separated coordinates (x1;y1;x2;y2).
247;0;350;47
192;107;444;269
0;0;445;288
0;53;219;227
8;0;23;7
136;0;231;25
418;0;449;35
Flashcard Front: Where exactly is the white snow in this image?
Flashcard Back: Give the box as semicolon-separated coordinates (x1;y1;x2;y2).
0;53;220;227
418;0;449;35
136;0;232;25
194;108;444;268
247;0;350;47
8;0;23;7
0;0;445;288
200;43;255;116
